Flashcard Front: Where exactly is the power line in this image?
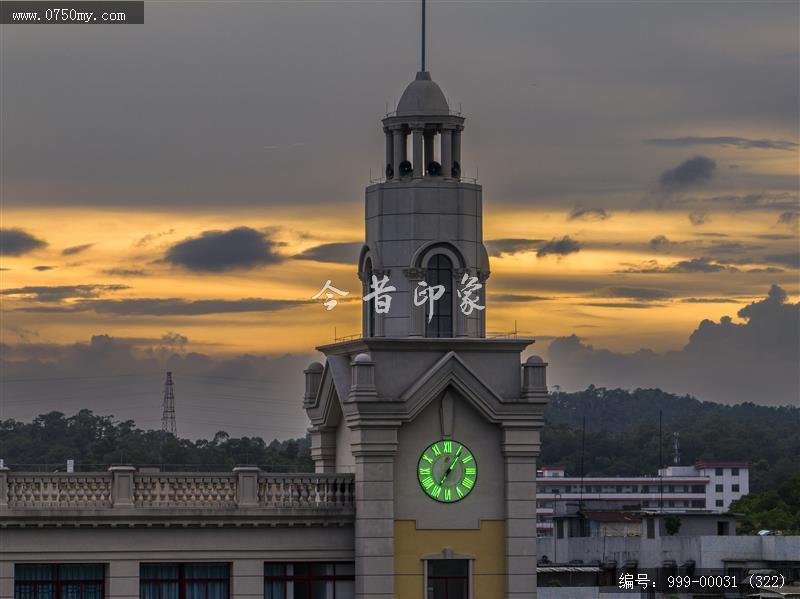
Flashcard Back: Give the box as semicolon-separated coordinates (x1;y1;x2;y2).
2;373;156;383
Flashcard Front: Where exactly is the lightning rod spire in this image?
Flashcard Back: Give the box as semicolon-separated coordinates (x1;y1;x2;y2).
421;0;427;72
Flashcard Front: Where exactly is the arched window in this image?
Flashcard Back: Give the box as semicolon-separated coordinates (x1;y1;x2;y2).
364;258;375;337
425;254;453;338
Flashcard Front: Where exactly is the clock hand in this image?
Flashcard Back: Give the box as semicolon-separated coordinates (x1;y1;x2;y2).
439;446;463;485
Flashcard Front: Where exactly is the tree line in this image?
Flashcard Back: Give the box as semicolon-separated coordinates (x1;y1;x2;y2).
2;386;797;497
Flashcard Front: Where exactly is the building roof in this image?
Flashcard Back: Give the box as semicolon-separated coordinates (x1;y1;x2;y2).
537;476;708;484
537;566;602;573
695;461;750;469
396;71;450;116
580;511;642;523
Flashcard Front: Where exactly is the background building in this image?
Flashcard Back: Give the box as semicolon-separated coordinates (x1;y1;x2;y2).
535;463;750;537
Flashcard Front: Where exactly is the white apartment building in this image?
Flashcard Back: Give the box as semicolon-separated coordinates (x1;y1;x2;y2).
535;462;750;536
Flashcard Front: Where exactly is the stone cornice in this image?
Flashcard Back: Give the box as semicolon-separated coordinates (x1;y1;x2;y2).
316;337;534;354
0;511;354;529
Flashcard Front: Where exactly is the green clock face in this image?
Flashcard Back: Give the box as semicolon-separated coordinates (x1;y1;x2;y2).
417;439;477;503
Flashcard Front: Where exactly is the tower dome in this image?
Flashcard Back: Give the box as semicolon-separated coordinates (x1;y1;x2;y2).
396;71;450;116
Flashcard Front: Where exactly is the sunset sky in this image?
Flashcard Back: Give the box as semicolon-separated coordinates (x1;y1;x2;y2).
2;1;798;439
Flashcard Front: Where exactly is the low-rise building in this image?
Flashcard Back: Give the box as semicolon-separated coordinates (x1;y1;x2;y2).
536;462;750;537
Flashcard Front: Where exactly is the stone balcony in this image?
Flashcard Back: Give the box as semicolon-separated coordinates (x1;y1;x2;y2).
0;466;355;529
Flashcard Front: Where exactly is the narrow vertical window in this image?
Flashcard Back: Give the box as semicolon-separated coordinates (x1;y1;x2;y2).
425;254;453;338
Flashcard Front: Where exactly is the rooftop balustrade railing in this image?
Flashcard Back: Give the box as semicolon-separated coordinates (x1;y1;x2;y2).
0;467;355;512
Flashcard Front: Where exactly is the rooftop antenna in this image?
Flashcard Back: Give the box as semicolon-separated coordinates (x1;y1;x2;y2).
421;0;427;72
672;432;681;466
161;371;177;437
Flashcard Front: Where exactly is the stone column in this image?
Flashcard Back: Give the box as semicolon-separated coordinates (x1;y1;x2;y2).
384;131;394;178
392;129;405;176
0;561;12;599
424;132;435;171
109;465;136;508
231;559;264;599
521;357;549;405
454;268;469;337
404;267;426;337
108;561;138;599
310;427;338;473
453;129;462;177
303;362;324;407
411;128;424;178
234;466;261;507
502;426;541;599
371;269;389;337
351;426;398;599
0;466;8;508
441;128;453;179
478;270;489;338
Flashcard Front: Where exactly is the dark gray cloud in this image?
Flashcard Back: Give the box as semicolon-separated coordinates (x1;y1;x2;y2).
136;229;175;248
580;302;663;309
680;297;741;304
164;227;284;272
746;267;785;274
1;284;129;302
688;211;710;226
32;265;55;271
644;136;798;151
757;233;795;240
489;293;551;303
703;193;798;212
669;258;735;273
0;228;47;256
763;252;800;269
546;285;799;405
619;257;737;274
62;243;94;256
293;242;362;264
708;241;766;254
536;236;581;257
777;211;799;230
601;287;672;300
0;333;314;439
485;238;543;257
102;268;150;277
568;207;609;221
14;297;306;316
649;235;672;250
659;156;716;191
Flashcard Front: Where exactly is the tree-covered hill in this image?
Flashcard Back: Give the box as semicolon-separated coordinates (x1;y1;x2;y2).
1;386;797;494
0;410;313;473
542;387;799;493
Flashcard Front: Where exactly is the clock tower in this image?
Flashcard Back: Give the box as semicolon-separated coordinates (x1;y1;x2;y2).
303;5;549;598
